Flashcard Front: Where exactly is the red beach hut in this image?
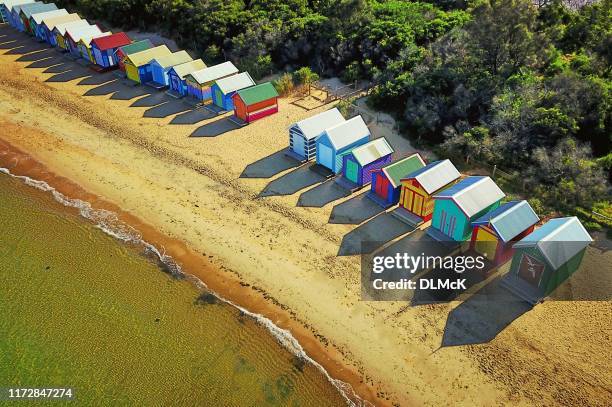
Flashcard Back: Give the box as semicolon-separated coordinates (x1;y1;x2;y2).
231;82;279;124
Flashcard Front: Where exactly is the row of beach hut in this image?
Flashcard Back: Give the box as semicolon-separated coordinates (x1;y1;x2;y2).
1;0;279;124
287;108;592;303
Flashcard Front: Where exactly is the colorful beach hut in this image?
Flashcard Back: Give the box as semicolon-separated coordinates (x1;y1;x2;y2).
185;61;239;103
64;24;102;56
51;18;87;48
470;200;539;266
501;217;592;304
315;115;370;174
340;137;394;187
210;72;255;111
397;159;461;224
231;82;279;124
368;153;426;208
288;108;345;162
2;0;34;27
10;0;39;31
167;59;206;97
30;8;66;39
148;50;193;87
77;31;110;63
430;176;505;242
114;39;153;73
123;45;171;84
89;32;131;69
18;1;53;33
39;13;80;44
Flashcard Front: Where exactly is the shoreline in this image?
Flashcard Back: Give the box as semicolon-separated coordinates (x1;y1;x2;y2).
0;140;378;406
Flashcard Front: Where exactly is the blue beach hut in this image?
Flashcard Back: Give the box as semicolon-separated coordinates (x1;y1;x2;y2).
315;115;370;174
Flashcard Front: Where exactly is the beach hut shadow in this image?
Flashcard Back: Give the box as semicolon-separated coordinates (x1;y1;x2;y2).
441;277;533;347
130;92;169;108
190;117;239;137
338;213;415;256
258;165;324;197
329;191;385;224
45;68;91;83
170;108;216;125
240;150;302;178
297;179;351;208
144;100;191;118
26;55;64;69
78;72;116;86
15;47;53;62
0;39;17;49
84;80;123;97
43;62;71;74
110;84;151;100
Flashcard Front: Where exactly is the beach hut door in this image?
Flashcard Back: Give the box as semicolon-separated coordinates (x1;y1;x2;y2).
318;144;333;170
375;174;389;198
517;254;545;286
214;89;223;106
345;160;358;183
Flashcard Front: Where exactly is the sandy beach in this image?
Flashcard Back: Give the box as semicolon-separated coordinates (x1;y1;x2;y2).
1;25;611;406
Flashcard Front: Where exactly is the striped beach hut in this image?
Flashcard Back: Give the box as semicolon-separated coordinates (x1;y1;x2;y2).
185;61;238;103
430;176;505;242
148;50;193;87
288;108;345;162
167;59;206;97
231;82;279;124
18;1;54;33
114;39;153;73
64;24;102;56
2;0;34;27
341;137;394;187
315;115;370;174
210;72;255;111
30;8;66;39
368;153;426;208
51;18;87;48
396;159;460;224
89;32;131;68
502;217;592;304
10;0;39;31
470;200;539;266
123;45;171;84
78;31;111;63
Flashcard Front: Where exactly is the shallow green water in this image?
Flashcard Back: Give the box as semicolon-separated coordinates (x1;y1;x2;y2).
0;172;348;406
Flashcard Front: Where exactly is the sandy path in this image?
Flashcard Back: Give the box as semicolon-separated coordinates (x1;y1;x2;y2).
1;26;611;406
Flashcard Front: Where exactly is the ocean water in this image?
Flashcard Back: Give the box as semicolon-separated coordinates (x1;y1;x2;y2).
0;171;350;406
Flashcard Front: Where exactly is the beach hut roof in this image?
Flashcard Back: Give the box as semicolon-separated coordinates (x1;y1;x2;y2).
117;39;153;56
189;61;238;85
235;82;278;106
215;72;255;94
293;108;345;141
79;31;111;46
41;13;80;31
382;153;426;188
31;8;66;24
324;115;370;150
65;24;101;42
91;32;131;51
349;137;394;166
126;45;171;67
6;0;34;13
473;200;540;243
52;17;88;35
434;176;505;217
20;2;55;19
513;217;592;269
402;159;460;194
171;59;207;79
152;50;193;69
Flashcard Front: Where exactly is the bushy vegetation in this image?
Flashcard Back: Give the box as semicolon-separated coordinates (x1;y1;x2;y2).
56;0;610;218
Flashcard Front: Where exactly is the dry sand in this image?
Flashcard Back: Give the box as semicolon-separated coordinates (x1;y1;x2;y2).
1;26;611;406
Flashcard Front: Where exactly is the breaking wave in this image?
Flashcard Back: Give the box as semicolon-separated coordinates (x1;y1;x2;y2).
0;166;369;407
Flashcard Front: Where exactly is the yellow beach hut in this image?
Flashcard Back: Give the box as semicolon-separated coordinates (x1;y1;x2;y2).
123;45;171;84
